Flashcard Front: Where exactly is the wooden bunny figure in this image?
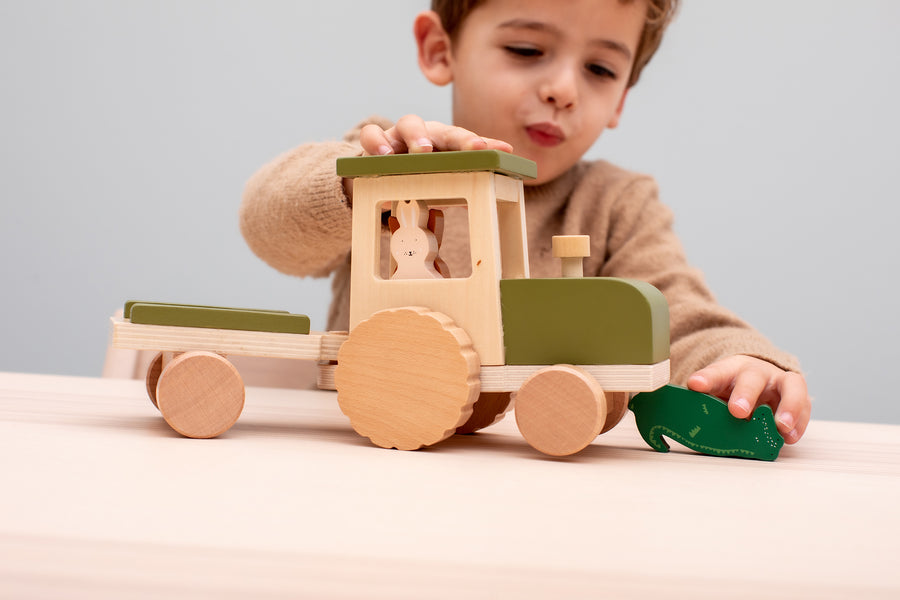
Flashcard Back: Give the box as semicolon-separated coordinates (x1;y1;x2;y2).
390;200;442;280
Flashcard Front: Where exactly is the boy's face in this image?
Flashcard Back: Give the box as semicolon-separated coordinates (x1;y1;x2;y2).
444;0;645;185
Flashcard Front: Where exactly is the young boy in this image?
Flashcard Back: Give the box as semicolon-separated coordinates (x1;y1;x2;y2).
240;0;811;444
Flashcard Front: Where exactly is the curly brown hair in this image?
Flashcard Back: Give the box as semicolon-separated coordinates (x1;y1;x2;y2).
430;0;679;86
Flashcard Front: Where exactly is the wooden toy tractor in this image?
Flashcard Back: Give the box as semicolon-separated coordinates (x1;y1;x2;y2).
112;151;670;456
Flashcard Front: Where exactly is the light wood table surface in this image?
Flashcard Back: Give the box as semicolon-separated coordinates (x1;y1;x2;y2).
1;371;898;599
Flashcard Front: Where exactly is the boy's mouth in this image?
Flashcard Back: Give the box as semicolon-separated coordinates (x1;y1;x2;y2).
526;123;565;147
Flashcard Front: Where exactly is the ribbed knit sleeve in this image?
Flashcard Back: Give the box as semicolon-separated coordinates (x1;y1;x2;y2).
586;163;802;383
239;117;391;278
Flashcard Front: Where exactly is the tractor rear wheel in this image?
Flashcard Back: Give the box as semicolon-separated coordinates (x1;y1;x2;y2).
335;307;480;450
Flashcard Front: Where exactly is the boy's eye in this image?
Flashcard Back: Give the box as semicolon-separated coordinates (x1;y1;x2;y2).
505;45;543;58
587;63;616;79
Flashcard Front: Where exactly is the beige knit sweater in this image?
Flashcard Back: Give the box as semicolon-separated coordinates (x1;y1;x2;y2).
240;118;801;384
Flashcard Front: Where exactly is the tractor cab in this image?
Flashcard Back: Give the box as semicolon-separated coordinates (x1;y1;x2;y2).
337;150;536;366
335;150;669;453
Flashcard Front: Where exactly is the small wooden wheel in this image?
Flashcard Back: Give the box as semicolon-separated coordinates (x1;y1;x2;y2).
515;365;606;456
335;307;480;450
155;351;245;438
456;392;512;434
145;352;164;409
600;392;630;435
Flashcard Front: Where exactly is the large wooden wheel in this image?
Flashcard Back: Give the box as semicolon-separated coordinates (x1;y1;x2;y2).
155;351;245;439
335;307;480;450
515;365;607;456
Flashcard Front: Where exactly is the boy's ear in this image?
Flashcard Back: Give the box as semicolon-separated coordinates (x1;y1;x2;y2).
414;11;454;86
606;89;630;129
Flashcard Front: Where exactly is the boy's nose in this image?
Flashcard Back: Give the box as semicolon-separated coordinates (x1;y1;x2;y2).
540;73;577;109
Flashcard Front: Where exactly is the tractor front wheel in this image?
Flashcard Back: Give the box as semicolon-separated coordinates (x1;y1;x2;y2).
515;365;607;456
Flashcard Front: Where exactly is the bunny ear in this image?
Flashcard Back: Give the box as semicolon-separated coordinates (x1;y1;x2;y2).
395;200;413;227
395;200;428;228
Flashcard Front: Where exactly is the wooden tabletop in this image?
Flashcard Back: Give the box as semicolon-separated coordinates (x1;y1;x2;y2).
1;371;898;599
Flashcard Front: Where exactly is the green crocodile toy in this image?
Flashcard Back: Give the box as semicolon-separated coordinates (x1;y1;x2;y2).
629;385;784;461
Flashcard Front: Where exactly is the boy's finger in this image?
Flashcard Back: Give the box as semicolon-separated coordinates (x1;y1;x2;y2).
359;124;396;156
424;122;486;151
448;128;488;151
422;122;514;152
482;137;514;153
727;369;769;419
446;130;514;153
687;359;738;397
394;114;434;153
774;372;810;444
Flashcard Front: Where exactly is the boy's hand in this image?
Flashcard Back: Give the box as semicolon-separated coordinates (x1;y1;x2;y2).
359;114;513;156
687;356;810;444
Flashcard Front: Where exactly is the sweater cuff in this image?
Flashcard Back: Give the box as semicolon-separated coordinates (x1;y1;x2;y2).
671;327;803;385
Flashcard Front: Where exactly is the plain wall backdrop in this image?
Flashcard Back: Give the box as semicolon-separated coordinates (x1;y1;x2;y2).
2;1;898;424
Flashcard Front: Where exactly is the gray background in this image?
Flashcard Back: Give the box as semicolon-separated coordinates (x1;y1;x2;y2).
2;1;898;424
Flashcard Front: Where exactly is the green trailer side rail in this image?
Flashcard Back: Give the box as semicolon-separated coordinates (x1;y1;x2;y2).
124;301;311;335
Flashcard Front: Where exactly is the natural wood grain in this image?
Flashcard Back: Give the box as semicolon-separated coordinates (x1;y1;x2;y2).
495;174;530;280
388;208;452;277
334;307;480;450
479;360;670;392
390;199;442;280
1;372;898;598
455;391;513;434
144;351;164;408
316;360;670;393
155;351;245;438
349;171;527;365
514;365;607;456
111;316;346;361
600;391;631;434
552;235;590;278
